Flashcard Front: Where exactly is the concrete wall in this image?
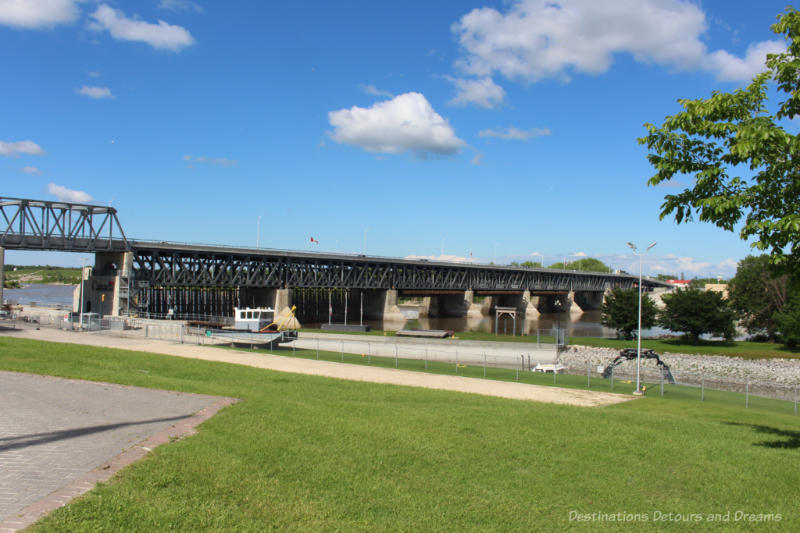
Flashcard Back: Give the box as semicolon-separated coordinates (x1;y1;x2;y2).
572;291;604;311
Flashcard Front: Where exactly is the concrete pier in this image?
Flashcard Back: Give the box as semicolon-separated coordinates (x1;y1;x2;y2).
0;247;4;307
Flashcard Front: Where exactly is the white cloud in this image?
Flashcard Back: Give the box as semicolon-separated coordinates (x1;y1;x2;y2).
449;77;506;108
0;0;78;29
76;85;113;99
328;92;465;156
0;140;46;157
89;4;195;51
479;126;550;140
184;155;237;167
471;152;483;165
360;84;394;98
158;0;203;12
87;70;101;78
600;252;737;278
451;0;783;89
47;183;92;203
405;254;472;263
705;40;785;82
21;166;41;174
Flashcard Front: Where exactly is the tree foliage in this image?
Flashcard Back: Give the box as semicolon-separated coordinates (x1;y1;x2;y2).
773;296;800;348
639;8;800;267
727;255;789;339
659;288;736;343
600;288;657;340
547;258;612;272
510;260;542;268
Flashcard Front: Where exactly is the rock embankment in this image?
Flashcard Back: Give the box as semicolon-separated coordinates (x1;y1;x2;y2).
559;344;800;385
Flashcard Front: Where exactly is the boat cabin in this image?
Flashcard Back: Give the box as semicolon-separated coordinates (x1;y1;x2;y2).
233;307;275;331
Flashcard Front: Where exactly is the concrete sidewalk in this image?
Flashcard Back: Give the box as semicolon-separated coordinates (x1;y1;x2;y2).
0;370;231;532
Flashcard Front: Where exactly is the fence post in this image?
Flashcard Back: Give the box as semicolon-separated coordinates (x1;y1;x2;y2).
554;367;557;385
180;325;183;344
610;366;614;391
145;325;149;338
536;329;540;346
587;362;590;389
701;375;705;402
746;378;749;409
483;352;486;378
425;347;428;371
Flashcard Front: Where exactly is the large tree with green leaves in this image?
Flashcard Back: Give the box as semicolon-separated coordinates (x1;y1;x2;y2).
547;258;612;272
600;288;657;340
727;255;789;339
659;288;736;343
639;8;800;267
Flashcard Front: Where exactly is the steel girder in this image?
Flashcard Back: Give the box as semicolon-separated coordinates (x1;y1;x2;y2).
0;197;128;251
131;247;652;292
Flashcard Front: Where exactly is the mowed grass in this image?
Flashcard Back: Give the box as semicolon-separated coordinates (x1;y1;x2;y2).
1;337;799;531
570;337;800;360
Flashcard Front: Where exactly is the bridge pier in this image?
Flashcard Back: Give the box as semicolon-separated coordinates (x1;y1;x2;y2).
274;288;301;329
0;246;4;307
572;291;604;312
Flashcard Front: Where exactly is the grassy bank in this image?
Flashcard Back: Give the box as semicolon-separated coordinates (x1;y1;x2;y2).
3;265;80;286
570;337;800;360
1;336;799;531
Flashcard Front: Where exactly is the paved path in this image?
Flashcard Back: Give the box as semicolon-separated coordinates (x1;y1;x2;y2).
2;324;634;408
0;371;229;532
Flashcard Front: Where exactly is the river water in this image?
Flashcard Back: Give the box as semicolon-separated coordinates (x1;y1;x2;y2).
3;284;75;309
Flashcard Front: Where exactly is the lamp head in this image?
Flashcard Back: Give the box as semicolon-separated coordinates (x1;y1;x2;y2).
626;242;637;251
646;242;657;251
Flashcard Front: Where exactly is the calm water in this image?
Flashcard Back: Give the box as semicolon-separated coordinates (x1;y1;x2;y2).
3;284;76;308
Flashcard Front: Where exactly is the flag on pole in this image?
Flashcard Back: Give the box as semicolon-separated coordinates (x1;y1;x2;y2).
310;236;319;245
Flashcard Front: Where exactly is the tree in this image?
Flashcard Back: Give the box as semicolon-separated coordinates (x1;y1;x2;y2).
773;296;800;348
547;258;612;272
639;8;800;268
600;288;657;340
727;255;789;339
659;288;736;343
510;260;542;268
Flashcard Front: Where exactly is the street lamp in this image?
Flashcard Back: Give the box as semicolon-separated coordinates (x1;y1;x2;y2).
554;299;562;346
78;257;87;330
627;241;656;395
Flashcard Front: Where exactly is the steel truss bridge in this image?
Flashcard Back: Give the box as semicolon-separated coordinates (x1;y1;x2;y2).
0;197;666;293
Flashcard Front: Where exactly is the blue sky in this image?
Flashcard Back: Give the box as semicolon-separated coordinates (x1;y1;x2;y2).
1;0;793;277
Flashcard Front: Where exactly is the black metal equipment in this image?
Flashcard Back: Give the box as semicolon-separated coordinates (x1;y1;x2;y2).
602;348;676;384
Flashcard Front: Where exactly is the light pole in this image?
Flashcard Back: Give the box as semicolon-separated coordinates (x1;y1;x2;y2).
554;299;562;346
78;257;87;330
627;241;656;395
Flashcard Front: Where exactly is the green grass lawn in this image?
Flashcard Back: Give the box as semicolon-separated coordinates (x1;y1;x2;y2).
1;336;798;531
570;337;800;360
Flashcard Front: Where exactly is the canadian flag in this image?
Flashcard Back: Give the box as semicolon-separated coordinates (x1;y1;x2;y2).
310;236;319;245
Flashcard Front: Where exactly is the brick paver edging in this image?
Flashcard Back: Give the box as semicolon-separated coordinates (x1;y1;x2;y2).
0;396;238;533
